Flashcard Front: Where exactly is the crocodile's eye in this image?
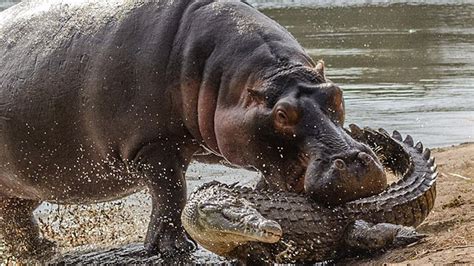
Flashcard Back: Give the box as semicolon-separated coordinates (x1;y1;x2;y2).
239;198;254;207
198;203;220;213
229;198;244;206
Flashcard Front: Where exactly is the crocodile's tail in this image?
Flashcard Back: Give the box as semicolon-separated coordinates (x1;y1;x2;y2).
344;125;438;227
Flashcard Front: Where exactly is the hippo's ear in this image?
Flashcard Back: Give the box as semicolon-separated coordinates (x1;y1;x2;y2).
315;59;326;81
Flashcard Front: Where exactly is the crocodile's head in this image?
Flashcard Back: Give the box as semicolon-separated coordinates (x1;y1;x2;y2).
182;182;282;255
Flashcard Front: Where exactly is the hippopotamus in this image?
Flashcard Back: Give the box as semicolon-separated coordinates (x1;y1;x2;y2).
0;0;386;259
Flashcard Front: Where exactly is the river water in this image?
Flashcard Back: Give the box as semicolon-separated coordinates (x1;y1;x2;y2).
258;3;474;147
2;1;473;146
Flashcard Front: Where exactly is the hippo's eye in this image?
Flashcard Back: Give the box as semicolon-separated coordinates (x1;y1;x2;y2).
273;100;299;130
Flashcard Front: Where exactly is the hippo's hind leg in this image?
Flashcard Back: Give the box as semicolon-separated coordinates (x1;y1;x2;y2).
0;197;56;260
138;141;198;255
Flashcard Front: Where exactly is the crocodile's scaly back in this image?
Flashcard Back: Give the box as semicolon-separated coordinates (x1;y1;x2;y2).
343;125;438;227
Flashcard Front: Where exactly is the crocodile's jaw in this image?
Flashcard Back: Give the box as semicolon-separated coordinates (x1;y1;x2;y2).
194;214;282;255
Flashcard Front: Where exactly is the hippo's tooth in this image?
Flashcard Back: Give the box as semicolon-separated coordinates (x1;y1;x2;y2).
378;128;389;136
392;130;403;141
415;142;423;153
403;135;414;147
423;148;431;160
349;124;362;136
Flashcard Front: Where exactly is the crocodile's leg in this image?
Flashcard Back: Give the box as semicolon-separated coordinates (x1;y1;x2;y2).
344;220;425;251
0;197;56;261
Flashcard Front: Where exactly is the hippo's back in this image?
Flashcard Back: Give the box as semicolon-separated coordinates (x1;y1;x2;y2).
0;0;196;201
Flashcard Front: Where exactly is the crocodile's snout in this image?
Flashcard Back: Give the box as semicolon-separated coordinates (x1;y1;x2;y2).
218;201;282;243
182;184;283;254
256;219;282;243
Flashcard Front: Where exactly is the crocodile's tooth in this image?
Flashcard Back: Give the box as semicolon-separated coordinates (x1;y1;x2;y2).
378;128;389;136
423;148;431;160
392;130;402;141
415;141;423;152
430;164;438;173
404;135;414;147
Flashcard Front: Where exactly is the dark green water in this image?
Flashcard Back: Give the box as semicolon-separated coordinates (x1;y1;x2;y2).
2;2;473;147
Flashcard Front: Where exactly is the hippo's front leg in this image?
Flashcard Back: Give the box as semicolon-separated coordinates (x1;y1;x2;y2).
138;141;197;255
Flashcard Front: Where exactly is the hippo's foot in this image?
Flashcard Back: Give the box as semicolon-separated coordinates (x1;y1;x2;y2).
0;197;57;261
30;237;57;260
145;230;196;257
4;236;57;261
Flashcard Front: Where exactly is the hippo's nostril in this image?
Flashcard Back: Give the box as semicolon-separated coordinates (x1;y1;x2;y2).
358;152;373;165
334;159;346;170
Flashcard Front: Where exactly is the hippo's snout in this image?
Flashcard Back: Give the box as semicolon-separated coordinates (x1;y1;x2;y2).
304;149;387;206
330;151;383;180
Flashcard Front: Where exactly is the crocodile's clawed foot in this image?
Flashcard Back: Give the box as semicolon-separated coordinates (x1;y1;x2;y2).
345;220;424;251
392;226;426;247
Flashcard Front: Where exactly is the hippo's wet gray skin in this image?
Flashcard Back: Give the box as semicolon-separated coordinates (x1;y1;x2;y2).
0;0;385;259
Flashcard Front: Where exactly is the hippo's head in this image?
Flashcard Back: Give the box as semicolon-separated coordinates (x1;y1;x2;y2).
214;61;386;205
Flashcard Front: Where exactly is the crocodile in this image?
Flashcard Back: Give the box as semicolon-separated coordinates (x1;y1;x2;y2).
182;126;438;263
